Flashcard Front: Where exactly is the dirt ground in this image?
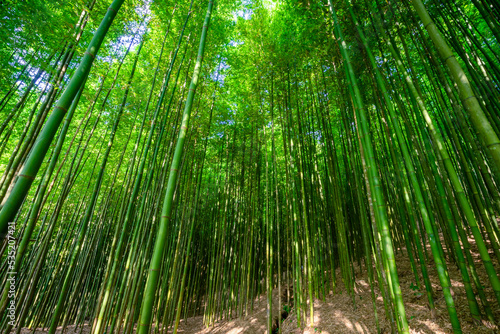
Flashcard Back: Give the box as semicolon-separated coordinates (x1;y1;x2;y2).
14;235;500;334
279;235;500;334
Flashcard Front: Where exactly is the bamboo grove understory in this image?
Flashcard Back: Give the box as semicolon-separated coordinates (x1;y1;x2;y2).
1;0;500;333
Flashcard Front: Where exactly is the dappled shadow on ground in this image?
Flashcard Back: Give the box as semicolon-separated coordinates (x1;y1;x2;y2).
173;287;282;334
281;237;500;334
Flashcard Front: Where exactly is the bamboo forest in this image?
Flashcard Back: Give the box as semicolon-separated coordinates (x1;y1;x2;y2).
2;0;500;333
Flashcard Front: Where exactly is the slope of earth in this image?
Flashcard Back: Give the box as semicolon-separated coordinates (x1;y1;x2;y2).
280;237;500;334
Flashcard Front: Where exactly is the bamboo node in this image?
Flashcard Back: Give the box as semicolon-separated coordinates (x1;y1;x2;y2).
443;54;454;62
486;142;500;148
54;105;69;113
463;95;476;102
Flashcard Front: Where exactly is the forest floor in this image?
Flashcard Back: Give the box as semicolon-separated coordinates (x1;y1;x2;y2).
279;233;500;333
15;235;500;334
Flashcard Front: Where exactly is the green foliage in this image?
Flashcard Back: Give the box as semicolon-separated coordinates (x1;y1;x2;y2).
0;0;499;333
